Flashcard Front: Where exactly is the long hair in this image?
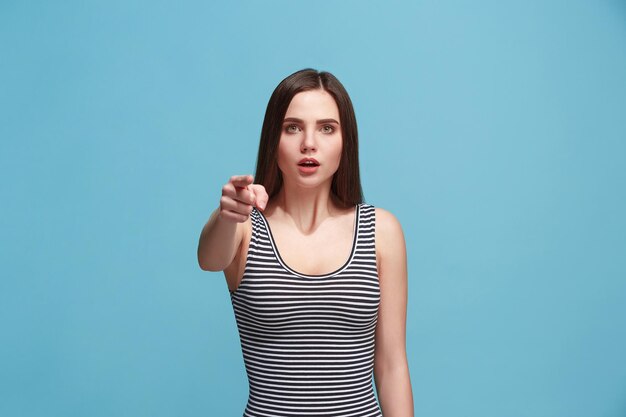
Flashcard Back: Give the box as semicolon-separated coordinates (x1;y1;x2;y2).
253;68;364;208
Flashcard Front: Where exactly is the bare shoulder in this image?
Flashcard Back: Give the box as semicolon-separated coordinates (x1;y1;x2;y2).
374;207;406;244
374;207;407;271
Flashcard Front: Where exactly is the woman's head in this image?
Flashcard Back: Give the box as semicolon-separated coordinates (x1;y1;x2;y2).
254;68;364;207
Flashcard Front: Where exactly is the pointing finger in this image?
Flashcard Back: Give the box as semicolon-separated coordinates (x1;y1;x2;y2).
231;175;254;189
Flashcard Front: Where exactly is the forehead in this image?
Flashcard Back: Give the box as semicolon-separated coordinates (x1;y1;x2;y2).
284;90;340;120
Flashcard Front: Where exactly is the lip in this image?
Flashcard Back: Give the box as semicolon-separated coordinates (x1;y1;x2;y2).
298;157;320;166
297;164;319;174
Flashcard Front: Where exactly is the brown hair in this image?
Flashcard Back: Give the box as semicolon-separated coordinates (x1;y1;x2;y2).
253;68;364;208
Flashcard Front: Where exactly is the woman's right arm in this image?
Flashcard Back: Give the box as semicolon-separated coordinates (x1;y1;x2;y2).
197;175;268;271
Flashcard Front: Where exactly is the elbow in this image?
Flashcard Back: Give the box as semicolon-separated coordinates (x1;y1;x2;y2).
374;350;410;378
197;252;225;272
198;260;224;272
198;261;215;271
198;259;225;272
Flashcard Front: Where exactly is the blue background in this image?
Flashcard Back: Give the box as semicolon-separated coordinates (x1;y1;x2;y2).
1;1;625;416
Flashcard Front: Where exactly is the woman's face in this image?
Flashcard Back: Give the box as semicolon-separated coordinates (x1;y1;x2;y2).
277;89;342;188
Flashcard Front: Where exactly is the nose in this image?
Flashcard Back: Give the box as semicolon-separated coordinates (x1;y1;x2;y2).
301;128;317;152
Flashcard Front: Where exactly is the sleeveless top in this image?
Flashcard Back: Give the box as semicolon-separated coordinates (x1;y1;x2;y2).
229;203;383;417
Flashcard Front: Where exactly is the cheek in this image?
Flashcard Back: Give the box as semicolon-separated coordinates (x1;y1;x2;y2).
276;139;292;169
332;138;343;161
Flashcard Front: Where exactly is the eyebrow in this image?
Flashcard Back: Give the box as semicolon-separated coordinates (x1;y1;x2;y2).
283;117;340;125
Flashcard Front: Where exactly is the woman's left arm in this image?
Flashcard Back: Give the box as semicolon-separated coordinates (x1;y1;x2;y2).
373;208;414;417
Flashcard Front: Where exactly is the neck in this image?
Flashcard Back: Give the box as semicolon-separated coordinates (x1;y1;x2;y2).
269;179;347;233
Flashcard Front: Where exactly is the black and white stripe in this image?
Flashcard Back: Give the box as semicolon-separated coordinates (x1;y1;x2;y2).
229;203;382;417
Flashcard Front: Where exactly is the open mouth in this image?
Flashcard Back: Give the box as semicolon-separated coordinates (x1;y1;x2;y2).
298;158;320;167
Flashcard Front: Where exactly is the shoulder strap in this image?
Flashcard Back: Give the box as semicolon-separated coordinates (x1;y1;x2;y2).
248;207;263;250
356;203;376;254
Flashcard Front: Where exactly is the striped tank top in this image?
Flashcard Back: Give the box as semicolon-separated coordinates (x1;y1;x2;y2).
229;203;382;417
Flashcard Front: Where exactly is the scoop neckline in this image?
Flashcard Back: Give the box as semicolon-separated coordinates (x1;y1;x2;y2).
256;204;360;278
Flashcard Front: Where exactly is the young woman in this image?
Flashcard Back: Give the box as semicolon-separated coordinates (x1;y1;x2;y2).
197;68;414;416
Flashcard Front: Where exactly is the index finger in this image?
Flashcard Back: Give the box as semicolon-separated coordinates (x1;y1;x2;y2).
230;175;254;189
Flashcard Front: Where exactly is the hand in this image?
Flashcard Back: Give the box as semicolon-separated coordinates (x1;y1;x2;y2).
219;174;269;223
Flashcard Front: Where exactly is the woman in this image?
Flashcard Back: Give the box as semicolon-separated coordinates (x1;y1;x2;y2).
197;68;414;416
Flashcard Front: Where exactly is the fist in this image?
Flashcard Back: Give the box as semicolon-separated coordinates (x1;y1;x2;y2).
219;174;269;223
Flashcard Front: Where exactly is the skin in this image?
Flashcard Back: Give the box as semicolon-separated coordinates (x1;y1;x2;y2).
197;89;414;416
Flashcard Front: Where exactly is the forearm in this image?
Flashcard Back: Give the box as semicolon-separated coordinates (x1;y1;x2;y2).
374;361;414;417
197;206;239;271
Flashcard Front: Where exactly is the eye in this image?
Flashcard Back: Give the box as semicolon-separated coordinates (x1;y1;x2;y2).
321;125;334;134
285;124;301;133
